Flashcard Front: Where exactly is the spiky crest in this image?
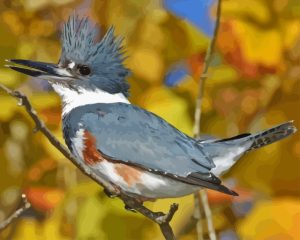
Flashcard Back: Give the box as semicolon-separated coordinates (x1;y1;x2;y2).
60;14;130;96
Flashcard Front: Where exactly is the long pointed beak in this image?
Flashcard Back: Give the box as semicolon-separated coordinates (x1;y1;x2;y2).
5;59;73;81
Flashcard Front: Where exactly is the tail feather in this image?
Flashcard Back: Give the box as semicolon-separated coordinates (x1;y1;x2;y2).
200;121;297;177
247;121;297;151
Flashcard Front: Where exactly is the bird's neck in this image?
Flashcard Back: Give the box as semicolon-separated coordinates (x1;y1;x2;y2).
51;83;130;116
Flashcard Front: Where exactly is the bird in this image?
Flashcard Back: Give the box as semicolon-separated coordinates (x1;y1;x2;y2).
6;15;297;202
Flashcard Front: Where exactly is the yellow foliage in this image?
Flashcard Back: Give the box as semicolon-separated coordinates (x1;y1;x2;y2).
223;0;271;24
139;87;193;135
282;20;300;48
16;41;36;59
23;0;75;11
14;216;68;240
29;19;55;37
181;20;209;53
138;21;166;50
0;69;21;88
30;93;60;110
207;65;238;86
13;219;39;240
128;47;164;83
233;21;282;66
76;196;108;239
0;95;19;121
2;10;24;35
238;198;300;240
41;129;69;163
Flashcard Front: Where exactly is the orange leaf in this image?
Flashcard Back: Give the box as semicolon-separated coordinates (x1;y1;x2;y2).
24;187;64;212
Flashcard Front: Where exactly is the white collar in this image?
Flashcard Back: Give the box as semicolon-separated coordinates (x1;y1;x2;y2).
51;83;130;116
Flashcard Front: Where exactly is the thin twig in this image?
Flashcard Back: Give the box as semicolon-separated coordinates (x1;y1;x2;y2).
198;191;216;240
157;204;178;240
0;83;178;240
192;0;222;239
193;0;222;137
200;191;216;240
0;194;31;231
193;192;204;240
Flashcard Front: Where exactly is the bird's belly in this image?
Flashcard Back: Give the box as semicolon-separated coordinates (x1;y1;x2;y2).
90;161;200;199
69;132;199;199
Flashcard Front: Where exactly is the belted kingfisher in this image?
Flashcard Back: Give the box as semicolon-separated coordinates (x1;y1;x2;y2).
6;15;296;201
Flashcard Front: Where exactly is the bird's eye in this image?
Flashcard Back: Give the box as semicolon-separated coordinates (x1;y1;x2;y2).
77;65;91;76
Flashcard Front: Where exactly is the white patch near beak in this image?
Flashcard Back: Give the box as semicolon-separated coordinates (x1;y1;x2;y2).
55;67;74;77
68;61;76;69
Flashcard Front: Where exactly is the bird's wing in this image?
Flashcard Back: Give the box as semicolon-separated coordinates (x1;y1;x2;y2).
66;103;237;195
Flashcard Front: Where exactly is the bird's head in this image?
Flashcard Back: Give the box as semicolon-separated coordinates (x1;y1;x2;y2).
6;15;130;97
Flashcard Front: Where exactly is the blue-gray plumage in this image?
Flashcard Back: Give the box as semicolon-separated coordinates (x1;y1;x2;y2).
6;14;297;200
60;15;130;96
63;103;214;174
62;102;233;195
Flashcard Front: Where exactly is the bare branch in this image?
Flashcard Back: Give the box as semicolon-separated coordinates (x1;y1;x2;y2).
192;0;222;239
0;194;31;231
0;83;178;239
0;83;117;195
158;204;179;240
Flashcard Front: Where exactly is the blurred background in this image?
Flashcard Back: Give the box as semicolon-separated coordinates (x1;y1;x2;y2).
0;0;299;239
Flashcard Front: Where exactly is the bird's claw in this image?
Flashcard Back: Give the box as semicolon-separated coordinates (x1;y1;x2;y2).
124;204;137;213
103;188;118;198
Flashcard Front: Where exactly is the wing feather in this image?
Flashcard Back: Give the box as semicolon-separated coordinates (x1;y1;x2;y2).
64;103;236;195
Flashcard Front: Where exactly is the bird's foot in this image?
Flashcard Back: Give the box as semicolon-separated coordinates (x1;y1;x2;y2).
124;204;137;213
103;188;118;198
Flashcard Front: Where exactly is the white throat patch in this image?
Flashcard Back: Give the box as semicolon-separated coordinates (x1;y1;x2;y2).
51;83;130;116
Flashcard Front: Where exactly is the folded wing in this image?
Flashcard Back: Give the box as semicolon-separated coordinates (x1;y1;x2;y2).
65;103;237;196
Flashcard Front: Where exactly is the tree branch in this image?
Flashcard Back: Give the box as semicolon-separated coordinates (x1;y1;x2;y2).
0;194;30;231
192;0;222;239
0;83;178;240
0;83;117;195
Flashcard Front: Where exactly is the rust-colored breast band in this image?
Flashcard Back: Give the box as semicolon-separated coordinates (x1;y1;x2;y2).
83;130;104;165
